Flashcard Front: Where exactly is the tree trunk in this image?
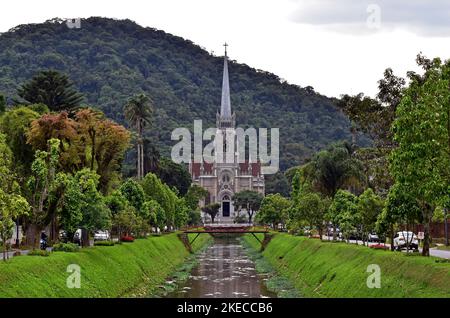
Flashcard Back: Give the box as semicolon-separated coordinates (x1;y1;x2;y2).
390;224;395;251
90;129;96;171
332;225;336;241
81;228;90;247
137;142;141;179
25;224;40;249
248;211;254;224
421;204;433;257
2;240;7;261
141;135;145;178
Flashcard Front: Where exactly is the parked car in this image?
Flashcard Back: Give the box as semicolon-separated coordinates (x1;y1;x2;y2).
367;233;380;242
59;230;69;243
94;230;110;241
73;229;82;245
327;227;340;237
393;231;419;251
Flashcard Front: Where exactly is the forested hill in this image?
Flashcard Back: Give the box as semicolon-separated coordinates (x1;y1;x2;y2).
0;17;366;170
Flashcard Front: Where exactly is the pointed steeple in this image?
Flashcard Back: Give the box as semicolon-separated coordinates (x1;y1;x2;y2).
220;43;231;118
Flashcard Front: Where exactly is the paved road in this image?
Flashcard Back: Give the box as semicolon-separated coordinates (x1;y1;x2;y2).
322;236;450;259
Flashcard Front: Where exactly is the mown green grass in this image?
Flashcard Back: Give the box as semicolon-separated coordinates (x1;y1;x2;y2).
0;233;211;298
244;234;450;298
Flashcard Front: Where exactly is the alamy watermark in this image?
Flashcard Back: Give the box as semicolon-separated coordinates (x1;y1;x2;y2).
66;18;81;29
67;264;81;289
366;264;381;288
171;120;279;175
366;4;381;29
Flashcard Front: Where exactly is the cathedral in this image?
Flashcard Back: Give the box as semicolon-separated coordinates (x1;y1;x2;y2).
189;45;265;223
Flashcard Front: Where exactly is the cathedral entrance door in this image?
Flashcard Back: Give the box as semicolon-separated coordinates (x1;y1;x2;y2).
222;202;230;217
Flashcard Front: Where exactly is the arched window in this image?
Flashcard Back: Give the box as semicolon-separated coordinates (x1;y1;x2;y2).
222;174;230;183
222;195;230;201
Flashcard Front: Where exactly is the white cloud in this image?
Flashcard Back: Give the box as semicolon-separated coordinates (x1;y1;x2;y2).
290;0;450;37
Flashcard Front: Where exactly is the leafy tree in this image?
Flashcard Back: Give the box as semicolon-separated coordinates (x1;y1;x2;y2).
141;200;162;230
284;166;301;186
376;183;421;250
104;190;128;216
337;93;382;147
265;172;290;197
311;142;365;198
143;138;160;174
185;184;208;211
327;190;358;241
0;189;30;260
141;172;180;228
113;206;139;238
0;94;5;114
25;138;60;247
0;106;40;178
27;109;130;192
202;203;220;224
78;110;131;192
184;184;208;225
26;112;78;170
390;58;450;256
15;70;83;111
290;192;330;238
155;157;191;196
174;198;189;228
0;133;31;259
233;190;264;224
257;193;291;229
74;169;111;246
357;188;384;245
124;94;153;179
119;179;145;213
51;172;83;241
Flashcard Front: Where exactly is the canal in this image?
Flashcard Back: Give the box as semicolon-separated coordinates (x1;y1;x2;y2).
166;236;277;298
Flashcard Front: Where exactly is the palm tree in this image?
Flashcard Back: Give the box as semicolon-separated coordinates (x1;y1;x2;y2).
312;142;366;198
124;94;153;179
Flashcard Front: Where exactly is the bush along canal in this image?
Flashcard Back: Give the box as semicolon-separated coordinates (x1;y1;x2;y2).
164;235;278;298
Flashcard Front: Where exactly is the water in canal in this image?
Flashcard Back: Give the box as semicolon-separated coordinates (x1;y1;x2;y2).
166;236;277;298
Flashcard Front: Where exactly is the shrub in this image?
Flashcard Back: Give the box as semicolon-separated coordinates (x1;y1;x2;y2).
94;240;115;246
369;244;389;250
120;236;135;242
28;249;50;257
52;242;80;252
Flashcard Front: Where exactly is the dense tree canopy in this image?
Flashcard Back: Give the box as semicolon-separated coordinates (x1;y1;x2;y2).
0;17;365;171
390;58;450;255
15;70;84;111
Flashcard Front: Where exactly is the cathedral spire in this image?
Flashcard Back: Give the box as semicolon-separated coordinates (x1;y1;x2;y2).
220;43;232;118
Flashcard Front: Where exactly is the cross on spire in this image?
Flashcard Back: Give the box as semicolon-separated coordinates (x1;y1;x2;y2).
220;42;231;119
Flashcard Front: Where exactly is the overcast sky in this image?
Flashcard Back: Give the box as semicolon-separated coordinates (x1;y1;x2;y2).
1;0;449;98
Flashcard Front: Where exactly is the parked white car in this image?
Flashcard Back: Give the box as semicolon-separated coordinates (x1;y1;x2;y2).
367;233;380;242
94;230;110;241
393;231;419;251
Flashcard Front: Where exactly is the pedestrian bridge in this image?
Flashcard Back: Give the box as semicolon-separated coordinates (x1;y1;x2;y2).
179;225;273;253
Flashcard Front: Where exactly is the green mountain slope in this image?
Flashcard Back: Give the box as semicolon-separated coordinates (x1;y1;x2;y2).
0;17;366;170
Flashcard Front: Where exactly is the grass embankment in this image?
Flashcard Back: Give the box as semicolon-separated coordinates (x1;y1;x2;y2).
244;233;450;298
0;233;211;298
